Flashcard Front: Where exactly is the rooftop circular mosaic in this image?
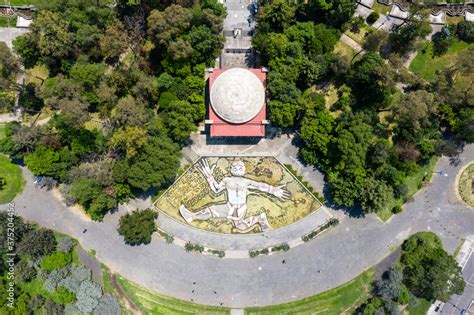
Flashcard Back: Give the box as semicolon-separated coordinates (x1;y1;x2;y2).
210;68;265;124
154;156;322;234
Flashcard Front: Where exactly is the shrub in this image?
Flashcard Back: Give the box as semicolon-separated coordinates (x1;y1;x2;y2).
456;20;474;43
58;237;75;253
18;228;57;259
53;287;75;305
44;267;70;292
249;247;270;258
184;242;204;253
367;12;380;24
74;280;102;313
392;205;403;214
93;294;121;315
117;209;158;245
302;218;339;242
271;243;290;252
208;249;225;258
41;252;72;272
157;230;174;244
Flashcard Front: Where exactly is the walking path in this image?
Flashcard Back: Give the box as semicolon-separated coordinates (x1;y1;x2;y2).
6;141;473;308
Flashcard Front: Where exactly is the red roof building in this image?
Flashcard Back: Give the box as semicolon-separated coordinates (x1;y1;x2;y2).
206;68;267;137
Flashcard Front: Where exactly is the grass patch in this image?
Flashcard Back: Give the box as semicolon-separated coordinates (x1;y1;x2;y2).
246;267;374;314
407;297;432;315
377;157;438;221
453;239;465;257
372;2;391;15
344;24;375;46
0;154;25;204
115;274;230;315
26;64;49;86
458;163;474;207
334;41;356;60
0;16;17;27
409;39;473;81
446;15;464;26
5;0;39;5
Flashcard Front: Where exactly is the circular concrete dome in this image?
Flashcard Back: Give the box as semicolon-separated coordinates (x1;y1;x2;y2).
210;68;265;124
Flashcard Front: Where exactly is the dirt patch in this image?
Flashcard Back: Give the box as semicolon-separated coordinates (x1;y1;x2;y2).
110;273;142;315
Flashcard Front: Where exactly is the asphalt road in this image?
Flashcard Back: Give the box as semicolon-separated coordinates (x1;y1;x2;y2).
3;142;474;308
442;249;474;314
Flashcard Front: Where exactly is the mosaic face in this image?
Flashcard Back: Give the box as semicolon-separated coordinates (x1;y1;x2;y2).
230;161;245;177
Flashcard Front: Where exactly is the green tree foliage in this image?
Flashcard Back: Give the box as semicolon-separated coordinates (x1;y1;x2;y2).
17;228;57;260
0;42;20;92
390;18;431;53
456;20;474;43
69;178;116;221
393;90;437;143
257;0;296;33
300;110;335;165
117;209;158;245
41;252;72;272
125;136;181;190
347;52;393;109
401;232;465;301
359;177;394;213
24;146;79;180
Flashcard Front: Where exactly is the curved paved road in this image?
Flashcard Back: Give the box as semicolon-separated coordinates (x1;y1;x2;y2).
4;143;473;308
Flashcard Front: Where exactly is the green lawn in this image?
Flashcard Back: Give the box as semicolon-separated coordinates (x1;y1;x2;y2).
377;157;438;221
407;298;432;315
246;267;375;315
0;16;17;27
372;2;391;15
115;274;230;315
0;154;25;204
110;267;374;315
409;39;473;82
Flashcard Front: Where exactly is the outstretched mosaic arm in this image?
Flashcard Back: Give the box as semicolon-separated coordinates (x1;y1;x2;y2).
200;159;225;194
248;180;290;201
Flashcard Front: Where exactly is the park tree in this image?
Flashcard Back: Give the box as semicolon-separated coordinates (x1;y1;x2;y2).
401;232;465;301
117;209;158;245
17;228;57;260
257;0;295;32
347;52;393;109
0;42;20;92
456;20;474;43
393;90;437;142
99;21;129;62
147;5;192;47
13;34;41;69
269;100;299;129
112;126;148;158
24;147;78;180
30;11;74;60
359;176;394;213
390;18;431;54
126;135;181;191
300;109;335;165
113;95;148;127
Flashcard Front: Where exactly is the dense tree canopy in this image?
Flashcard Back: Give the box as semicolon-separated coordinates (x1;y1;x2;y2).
1;0;224;221
117;209;158;245
401;232;465;301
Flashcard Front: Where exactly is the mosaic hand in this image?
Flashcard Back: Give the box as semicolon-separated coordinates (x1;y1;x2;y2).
274;185;290;201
